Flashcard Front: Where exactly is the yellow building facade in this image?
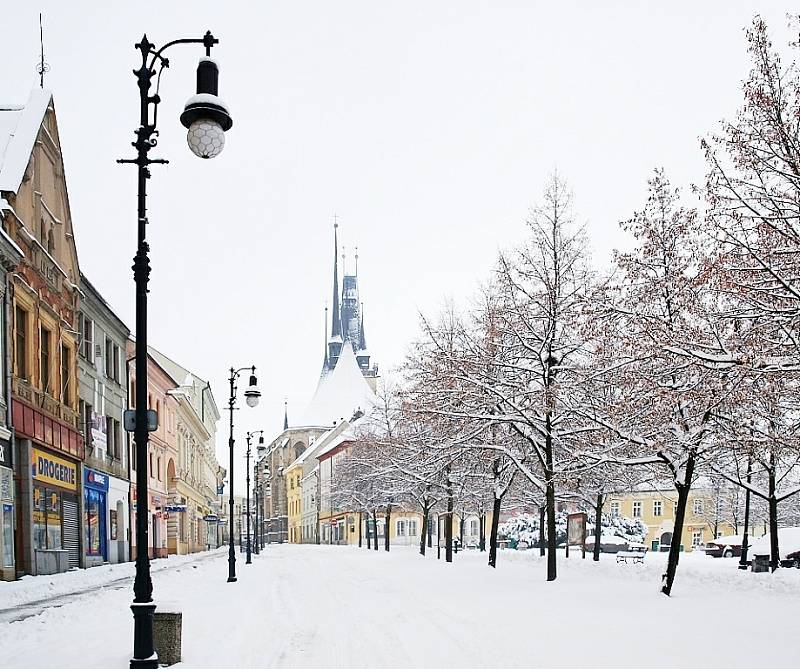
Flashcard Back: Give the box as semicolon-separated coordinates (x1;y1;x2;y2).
286;462;303;544
607;488;742;553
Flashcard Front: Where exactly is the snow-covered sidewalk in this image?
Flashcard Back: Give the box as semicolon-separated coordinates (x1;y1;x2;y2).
1;544;796;668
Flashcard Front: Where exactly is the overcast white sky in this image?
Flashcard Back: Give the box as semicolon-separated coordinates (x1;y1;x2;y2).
1;1;795;488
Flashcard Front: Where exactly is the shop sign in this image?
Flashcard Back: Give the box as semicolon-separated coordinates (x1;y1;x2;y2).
30;448;77;491
90;412;107;451
203;514;220;522
0;438;10;468
84;467;110;492
164;505;187;513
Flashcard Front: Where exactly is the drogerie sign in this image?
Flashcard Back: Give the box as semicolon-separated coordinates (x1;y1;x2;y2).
30;448;77;491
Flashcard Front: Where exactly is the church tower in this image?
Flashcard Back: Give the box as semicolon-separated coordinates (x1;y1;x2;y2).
321;224;378;390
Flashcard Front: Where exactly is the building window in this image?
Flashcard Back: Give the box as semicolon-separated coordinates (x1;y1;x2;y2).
409;519;419;536
632;501;642;518
653;500;662;517
469;519;479;536
15;306;28;378
396;519;407;536
692;530;703;548
157;457;162;481
610;501;620;517
40;327;52;392
80;313;93;359
149;452;154;478
106;416;114;458
693;499;704;515
61;344;71;405
673;501;678;516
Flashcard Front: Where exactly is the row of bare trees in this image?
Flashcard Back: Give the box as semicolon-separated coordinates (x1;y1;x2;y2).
333;16;800;596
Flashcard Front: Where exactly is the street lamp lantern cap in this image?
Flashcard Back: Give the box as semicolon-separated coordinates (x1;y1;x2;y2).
181;56;232;158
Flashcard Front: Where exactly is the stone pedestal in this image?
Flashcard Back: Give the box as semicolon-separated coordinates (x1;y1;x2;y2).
153;609;182;666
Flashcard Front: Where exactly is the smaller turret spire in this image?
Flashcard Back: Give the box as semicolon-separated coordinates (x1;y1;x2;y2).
283;399;289;431
359;303;367;352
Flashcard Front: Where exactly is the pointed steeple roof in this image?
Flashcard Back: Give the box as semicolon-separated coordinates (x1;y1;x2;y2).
283;399;289;431
330;223;342;340
358;304;367;353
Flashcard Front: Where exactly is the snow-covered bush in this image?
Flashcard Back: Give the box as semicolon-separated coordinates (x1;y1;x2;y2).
498;512;647;547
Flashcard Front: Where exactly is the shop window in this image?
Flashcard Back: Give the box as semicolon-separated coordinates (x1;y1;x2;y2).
15;305;28;378
33;486;62;550
85;488;104;556
40;326;52;393
2;503;14;567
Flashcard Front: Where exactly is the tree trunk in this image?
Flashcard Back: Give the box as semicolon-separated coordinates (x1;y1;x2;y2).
738;457;752;571
545;475;557;581
366;515;372;550
488;494;502;568
372;510;379;551
420;507;428;556
479;513;486;552
662;451;695;596
593;493;603;562
768;447;780;572
437;514;441;560
539;505;546;557
358;511;363;548
428;513;433;548
446;474;454;563
384;505;392;552
459;516;465;547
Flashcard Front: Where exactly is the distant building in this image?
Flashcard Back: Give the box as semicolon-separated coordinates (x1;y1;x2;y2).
77;275;130;567
260;224;379;544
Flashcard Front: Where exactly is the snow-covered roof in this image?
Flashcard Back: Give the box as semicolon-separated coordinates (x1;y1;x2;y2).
285;426;339;470
0;88;52;193
299;342;376;427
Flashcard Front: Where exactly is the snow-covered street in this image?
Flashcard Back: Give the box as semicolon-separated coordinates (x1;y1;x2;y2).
1;544;797;668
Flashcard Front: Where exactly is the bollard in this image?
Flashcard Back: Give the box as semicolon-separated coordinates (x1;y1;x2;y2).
153;606;182;666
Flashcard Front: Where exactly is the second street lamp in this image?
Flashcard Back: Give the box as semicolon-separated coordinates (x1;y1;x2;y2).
227;367;260;582
245;431;265;563
118;30;233;669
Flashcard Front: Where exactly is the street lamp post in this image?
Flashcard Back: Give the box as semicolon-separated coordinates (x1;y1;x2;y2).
245;431;266;562
119;30;233;669
227;367;261;581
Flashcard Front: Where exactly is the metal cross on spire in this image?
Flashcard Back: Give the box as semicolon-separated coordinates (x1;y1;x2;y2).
37;13;50;88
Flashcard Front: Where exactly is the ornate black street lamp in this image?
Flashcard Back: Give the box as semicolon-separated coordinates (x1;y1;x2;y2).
227;367;261;581
245;431;265;562
118;31;233;669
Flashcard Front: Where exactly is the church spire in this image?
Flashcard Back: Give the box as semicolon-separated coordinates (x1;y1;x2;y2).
283;399;289;431
358;303;367;352
330;221;342;340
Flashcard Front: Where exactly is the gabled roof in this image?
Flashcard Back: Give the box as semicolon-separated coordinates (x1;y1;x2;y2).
299;342;376;427
0;88;52;193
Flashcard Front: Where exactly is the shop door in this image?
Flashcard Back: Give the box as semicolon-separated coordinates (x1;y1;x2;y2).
62;494;80;568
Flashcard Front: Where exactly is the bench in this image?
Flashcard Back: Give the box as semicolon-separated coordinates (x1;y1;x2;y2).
616;550;646;564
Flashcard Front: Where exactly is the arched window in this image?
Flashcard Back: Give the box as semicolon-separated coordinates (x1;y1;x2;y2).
47;228;55;256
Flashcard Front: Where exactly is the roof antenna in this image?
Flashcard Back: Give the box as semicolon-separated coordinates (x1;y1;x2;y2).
37;13;50;88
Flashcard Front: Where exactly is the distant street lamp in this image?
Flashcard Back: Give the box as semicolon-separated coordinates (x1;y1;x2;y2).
118;30;233;669
227;367;260;581
245;431;265;563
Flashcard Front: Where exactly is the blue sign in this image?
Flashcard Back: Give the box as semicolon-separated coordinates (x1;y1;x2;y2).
216;484;224;495
164;505;187;513
84;467;110;492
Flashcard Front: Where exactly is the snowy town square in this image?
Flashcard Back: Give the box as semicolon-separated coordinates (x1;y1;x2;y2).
2;2;800;668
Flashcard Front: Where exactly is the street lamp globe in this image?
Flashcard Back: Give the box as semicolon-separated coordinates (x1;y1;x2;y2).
244;373;260;408
187;118;225;159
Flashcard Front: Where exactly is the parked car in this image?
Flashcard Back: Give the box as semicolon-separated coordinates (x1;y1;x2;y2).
749;528;800;568
705;535;744;558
